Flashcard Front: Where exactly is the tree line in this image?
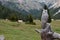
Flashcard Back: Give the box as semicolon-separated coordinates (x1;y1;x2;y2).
0;3;35;24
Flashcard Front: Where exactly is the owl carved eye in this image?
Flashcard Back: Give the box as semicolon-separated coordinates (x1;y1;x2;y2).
43;10;47;14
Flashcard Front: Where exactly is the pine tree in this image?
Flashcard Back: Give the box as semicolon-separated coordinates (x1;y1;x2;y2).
28;14;33;23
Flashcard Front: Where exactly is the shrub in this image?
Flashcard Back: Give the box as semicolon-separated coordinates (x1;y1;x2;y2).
25;14;36;25
8;13;18;21
28;14;33;23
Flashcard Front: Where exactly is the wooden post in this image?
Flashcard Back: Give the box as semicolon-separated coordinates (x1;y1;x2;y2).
35;23;54;40
40;23;54;40
35;23;60;40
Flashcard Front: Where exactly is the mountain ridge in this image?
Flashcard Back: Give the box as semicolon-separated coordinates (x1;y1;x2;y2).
0;0;60;19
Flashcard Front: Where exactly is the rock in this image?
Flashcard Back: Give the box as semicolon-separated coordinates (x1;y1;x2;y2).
5;19;8;21
51;19;54;21
18;20;23;23
0;35;5;40
53;32;60;39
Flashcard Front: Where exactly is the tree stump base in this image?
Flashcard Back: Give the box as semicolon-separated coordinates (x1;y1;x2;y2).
35;29;60;40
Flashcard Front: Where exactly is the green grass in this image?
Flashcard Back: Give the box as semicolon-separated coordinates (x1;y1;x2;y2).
0;19;60;40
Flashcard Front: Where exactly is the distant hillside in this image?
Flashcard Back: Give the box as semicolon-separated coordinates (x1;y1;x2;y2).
0;0;53;16
49;7;60;19
0;1;21;20
0;0;60;20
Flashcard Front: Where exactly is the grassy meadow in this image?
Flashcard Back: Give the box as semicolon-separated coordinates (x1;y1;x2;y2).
0;19;60;40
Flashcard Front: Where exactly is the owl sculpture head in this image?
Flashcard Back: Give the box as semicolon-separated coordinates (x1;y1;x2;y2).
43;4;52;23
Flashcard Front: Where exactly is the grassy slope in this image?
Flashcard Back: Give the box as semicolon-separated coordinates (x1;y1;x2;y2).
0;20;60;40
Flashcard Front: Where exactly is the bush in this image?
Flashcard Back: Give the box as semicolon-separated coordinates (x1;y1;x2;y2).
28;14;33;23
25;14;36;25
8;13;18;21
